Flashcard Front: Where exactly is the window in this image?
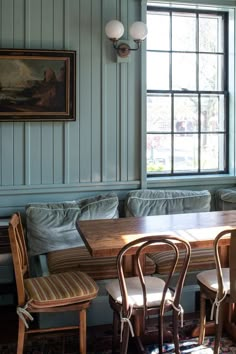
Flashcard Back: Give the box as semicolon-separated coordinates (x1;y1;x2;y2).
146;6;229;177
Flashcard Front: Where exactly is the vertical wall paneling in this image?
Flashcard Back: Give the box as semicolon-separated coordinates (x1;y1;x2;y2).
127;0;141;182
53;0;64;49
119;0;128;182
79;0;92;183
1;0;13;47
24;124;30;185
26;0;42;48
53;0;64;184
1;1;14;185
53;123;64;184
41;0;54;184
0;0;233;210
101;0;108;183
102;0;119;182
63;0;71;184
41;123;54;184
42;0;53;49
1;124;14;185
24;0;43;185
91;0;102;183
13;0;25;48
29;124;42;185
13;123;25;186
66;0;80;184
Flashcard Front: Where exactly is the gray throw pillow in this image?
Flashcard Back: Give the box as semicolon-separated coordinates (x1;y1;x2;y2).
26;192;119;256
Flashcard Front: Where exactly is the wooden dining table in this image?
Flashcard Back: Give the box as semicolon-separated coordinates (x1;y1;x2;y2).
76;210;236;339
76;210;236;260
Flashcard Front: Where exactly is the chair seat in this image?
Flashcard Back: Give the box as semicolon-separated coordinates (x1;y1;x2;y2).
197;268;230;293
148;248;215;274
105;276;173;308
47;246;156;279
24;271;98;308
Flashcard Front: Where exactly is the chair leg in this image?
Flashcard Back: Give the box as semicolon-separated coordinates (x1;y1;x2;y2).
198;291;207;345
120;322;130;354
214;304;224;354
158;313;164;354
79;309;87;354
112;311;120;354
17;318;26;354
134;336;146;354
172;310;180;354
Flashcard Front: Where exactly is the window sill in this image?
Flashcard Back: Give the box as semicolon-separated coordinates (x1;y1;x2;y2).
147;174;236;189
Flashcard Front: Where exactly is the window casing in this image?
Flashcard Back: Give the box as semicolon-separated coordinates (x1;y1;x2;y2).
146;7;229;177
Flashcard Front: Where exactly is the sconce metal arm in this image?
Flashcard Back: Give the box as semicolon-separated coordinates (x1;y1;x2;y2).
111;39;141;58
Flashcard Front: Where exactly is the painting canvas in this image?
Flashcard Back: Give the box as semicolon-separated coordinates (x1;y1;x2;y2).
0;49;76;121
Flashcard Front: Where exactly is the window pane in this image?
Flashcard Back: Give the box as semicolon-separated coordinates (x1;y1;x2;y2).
147;12;170;50
199;14;224;53
147;134;171;173
146;7;228;177
201;95;225;132
147;52;169;90
199;54;223;91
172;12;196;51
147;95;171;132
174;135;198;172
200;133;225;171
174;94;198;132
172;53;196;90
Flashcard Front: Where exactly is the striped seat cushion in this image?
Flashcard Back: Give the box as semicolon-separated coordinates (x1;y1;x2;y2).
148;248;215;275
47;246;156;280
25;271;98;308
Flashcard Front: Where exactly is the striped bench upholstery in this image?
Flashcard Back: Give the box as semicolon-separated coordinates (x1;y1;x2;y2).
25;270;98;308
46;246;156;280
125;189;215;275
148;248;215;275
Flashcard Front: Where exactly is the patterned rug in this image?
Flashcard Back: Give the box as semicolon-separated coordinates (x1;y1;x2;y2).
1;321;236;354
1;335;236;354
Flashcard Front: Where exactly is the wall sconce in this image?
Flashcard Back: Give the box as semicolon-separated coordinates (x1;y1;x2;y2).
105;20;148;58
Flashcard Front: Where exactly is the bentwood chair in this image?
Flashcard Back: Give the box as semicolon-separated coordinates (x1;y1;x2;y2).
197;228;236;354
105;234;191;354
8;212;98;354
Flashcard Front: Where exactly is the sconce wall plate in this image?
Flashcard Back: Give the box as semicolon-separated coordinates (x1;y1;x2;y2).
116;40;131;63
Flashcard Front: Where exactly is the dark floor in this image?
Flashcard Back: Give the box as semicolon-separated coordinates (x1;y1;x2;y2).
0;305;201;347
0;305;18;343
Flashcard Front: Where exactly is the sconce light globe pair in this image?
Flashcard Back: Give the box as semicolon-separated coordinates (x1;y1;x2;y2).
105;20;148;58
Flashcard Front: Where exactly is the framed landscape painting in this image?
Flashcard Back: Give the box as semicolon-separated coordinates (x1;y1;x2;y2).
0;49;76;121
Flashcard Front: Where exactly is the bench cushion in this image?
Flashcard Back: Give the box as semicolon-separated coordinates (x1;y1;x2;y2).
26;193;119;256
125;189;214;275
125;189;211;217
215;188;236;210
46;246;156;280
148;248;215;275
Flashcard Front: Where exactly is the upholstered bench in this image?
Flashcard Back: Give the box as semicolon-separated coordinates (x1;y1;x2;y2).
26;192;155;281
125;189;216;276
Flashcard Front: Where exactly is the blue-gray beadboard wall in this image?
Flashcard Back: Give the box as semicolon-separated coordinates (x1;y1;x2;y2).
0;0;235;216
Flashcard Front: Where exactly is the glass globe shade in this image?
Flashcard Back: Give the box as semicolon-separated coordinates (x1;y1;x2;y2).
129;21;148;41
105;20;124;40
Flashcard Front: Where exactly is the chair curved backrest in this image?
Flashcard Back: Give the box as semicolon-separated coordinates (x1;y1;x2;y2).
117;234;191;333
8;212;29;306
214;228;236;302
